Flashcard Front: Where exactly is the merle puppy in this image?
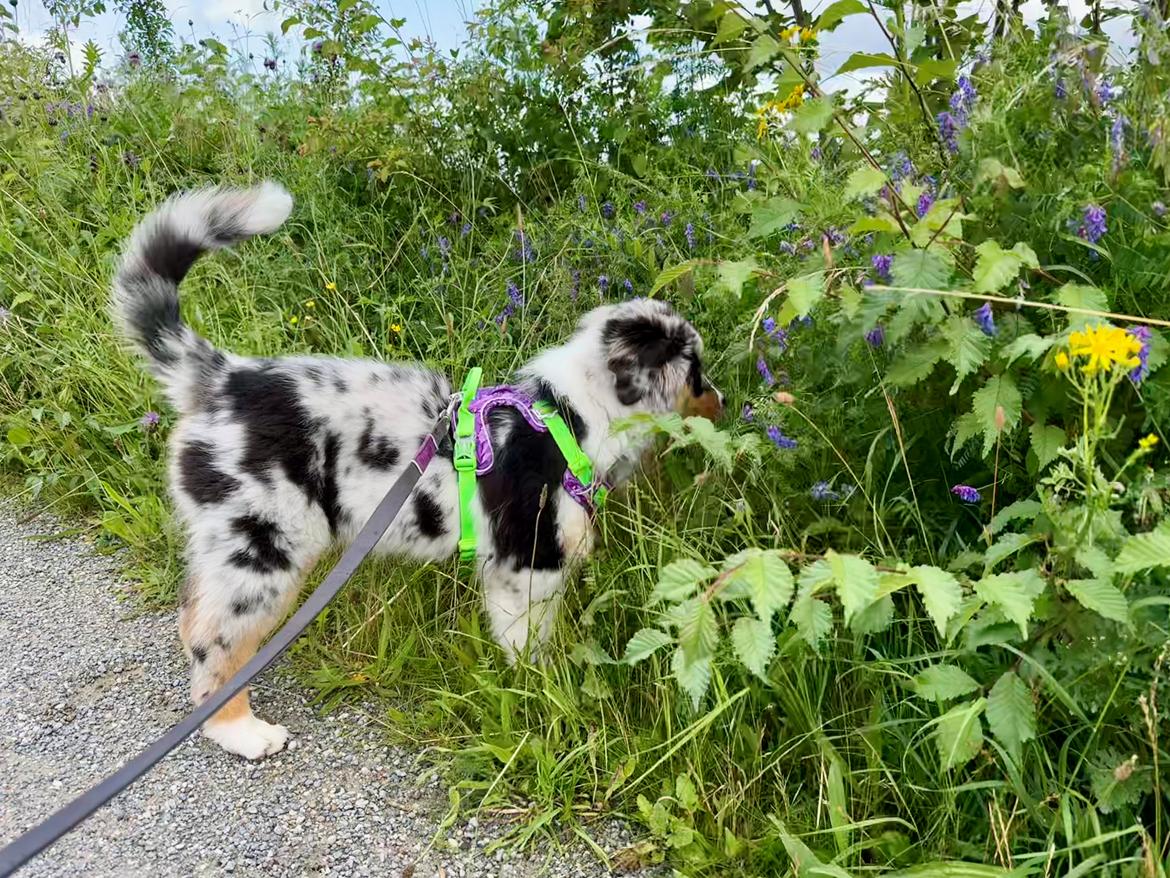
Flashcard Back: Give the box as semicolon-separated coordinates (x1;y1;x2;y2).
112;182;723;759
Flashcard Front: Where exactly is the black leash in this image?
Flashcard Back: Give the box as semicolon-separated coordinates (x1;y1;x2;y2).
0;411;453;877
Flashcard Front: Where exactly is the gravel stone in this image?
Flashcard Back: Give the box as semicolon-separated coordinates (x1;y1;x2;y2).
0;505;655;877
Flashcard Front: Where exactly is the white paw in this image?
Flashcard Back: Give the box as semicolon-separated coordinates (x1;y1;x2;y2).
204;715;290;760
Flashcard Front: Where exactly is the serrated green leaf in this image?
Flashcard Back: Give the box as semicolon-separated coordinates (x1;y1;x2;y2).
913;58;959;85
984;531;1041;573
974;570;1046;637
716;258;759;298
988;499;1042;535
731;616;776;680
849;214;901;234
1003;333;1054;365
935;698;986;770
827;551;879;626
672;647;712;709
843;165;888;200
797;559;834;599
1115;522;1170;574
791;96;835;134
816;0;867;29
835;51;899;76
789;595;833;648
713;10;749;44
914;664;980;701
653;559;717;603
986;671;1035;760
677;597;719;665
891;249;951;290
910;199;964;247
886;338;948;386
624;628;673;664
724;549;794;622
909;566;963;635
973;240;1032;293
684;416;735;471
851;594;894;635
972;373;1022;456
747;197;803;239
650;260;698;295
944;315;992;393
745;33;780;70
976;157;1026;190
675;773;699;811
788;272;826;317
1030;422;1066;470
1065;579;1129;623
952;411;982;455
1055;284;1109;329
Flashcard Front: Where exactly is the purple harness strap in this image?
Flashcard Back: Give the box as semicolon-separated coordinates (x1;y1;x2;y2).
465;385;607;513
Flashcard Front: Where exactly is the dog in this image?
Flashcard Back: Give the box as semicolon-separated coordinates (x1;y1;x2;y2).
111;182;724;759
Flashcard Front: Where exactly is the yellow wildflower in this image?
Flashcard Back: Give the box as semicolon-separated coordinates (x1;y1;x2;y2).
325;281;337;291
1139;433;1160;451
390;323;402;334
306;299;316;309
799;27;816;43
289;315;299;325
756;86;806;139
1054;351;1070;370
1068;324;1142;374
779;26;798;40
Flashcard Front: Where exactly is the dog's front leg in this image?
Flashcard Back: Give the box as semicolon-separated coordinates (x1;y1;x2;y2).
481;563;565;663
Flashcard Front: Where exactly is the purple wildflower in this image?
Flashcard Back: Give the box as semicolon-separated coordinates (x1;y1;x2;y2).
974;302;996;336
623;279;634;297
506;280;523;307
685;222;696;250
950;76;977;119
810;145;822;161
461;221;472;237
140;411;160;431
1080;204;1108;243
263;57;277;71
917;190;936;218
1154;201;1167;218
951;484;981;503
767;426;798;450
762;317;789;351
747;160;759;191
438;236;450;257
871;253;893;282
1096;78;1119;106
890;152;914;183
757;356;775;386
742;403;754;422
577;194;587;213
810;481;840;501
1055;79;1067;100
1129;325;1152;384
660;210;674;227
312;40;324;54
570;269;580;301
780;241;797;256
634;200;647;215
602;201;615;220
128;51;141;68
938;111;960;154
513;230;536;263
598;275;609;298
1111;115;1127;173
824;226;847;247
122;151;140;169
864;325;885;348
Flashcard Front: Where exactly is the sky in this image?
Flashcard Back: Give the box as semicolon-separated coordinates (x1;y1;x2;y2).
16;0;1134;90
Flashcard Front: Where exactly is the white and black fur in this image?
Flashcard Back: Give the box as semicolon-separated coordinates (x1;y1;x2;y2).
112;182;723;760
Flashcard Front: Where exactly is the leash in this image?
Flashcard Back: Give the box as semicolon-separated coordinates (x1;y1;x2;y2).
0;409;454;878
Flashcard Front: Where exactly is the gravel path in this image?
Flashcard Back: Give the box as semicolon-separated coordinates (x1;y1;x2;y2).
0;505;645;877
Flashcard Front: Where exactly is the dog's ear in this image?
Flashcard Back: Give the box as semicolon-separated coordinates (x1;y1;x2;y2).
603;314;688;406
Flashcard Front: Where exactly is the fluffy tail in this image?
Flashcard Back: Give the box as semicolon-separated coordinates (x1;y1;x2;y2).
112;181;293;409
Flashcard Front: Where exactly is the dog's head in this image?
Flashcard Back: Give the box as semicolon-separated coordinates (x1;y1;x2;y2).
580;300;723;420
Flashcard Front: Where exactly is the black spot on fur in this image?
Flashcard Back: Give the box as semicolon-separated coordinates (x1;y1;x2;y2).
178;441;239;505
213;635;230;650
413;490;446;539
231;594;265;616
477;386;587;571
192;645;208;663
333;376;348;394
224;366;343;533
227;514;292;574
603;315;692;406
357;417;399;470
305;366;324;387
141;226;204;285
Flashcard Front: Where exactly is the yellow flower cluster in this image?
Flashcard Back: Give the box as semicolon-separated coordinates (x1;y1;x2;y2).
756;84;807;138
1066;324;1143;375
1139;433;1160;451
779;26;817;43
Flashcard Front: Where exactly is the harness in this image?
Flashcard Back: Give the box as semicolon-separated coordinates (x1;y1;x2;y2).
452;368;609;561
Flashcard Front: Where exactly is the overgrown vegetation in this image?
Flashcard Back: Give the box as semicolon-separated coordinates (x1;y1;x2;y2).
3;0;1170;873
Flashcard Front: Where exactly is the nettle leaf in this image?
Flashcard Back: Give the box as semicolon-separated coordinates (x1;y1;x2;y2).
731;616;776;680
988;499;1043;535
723;549;794;623
747;197;803;239
891;249;952;290
745;33;780;70
887;338;948;387
851;594;894;635
976;157;1026;191
972;374;1022;456
835;51;899;76
790;595;833;648
624;628;673;664
827;551;879;626
1030;422;1066;471
984;531;1041;573
653;559;717;603
972;240;1038;293
1056;283;1109;328
943;315;992;394
843;165;887;200
684;417;735;471
908;566;963;635
974;570;1046;637
914;664;980;701
986;671;1036;760
713;10;749;44
672;647;712;710
1065;579;1130;623
650;260;699;296
1003;333;1054;365
677;597;719;664
888;292;946;344
816;0;867;30
910;199;964;247
788;272;826;317
797;559;834;599
850;214;901;234
952;411;982;455
791;96;835;134
1115;522;1170;574
935;698;986;770
716;258;760;297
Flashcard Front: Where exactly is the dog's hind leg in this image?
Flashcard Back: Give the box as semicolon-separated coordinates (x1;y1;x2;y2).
179;559;308;760
481;565;566;663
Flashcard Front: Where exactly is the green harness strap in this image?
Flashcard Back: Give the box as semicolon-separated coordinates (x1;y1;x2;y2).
452;371;605;563
453;368;482;561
